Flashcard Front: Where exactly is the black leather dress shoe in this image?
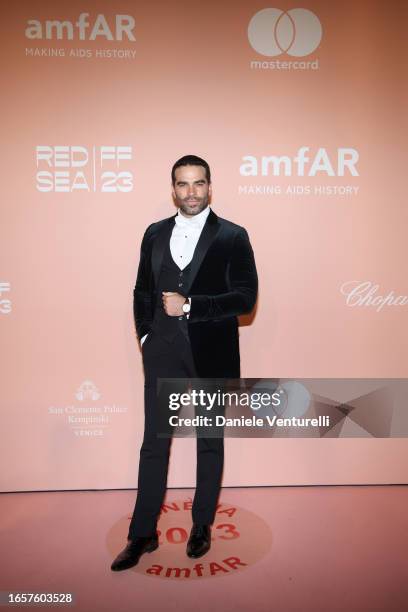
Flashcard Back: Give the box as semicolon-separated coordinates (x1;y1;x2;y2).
111;534;158;571
186;524;211;558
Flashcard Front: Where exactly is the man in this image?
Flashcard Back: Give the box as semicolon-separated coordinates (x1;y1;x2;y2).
111;155;258;571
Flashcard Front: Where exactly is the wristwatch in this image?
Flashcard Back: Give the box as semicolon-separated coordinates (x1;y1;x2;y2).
182;297;191;314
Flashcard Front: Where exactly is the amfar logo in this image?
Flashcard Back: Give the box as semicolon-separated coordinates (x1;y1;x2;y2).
248;8;322;70
75;380;100;401
341;281;408;312
25;13;135;41
240;148;359;177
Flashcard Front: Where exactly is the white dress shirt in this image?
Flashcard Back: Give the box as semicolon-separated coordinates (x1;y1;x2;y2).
140;206;210;345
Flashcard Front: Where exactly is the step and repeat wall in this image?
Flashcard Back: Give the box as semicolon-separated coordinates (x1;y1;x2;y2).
2;0;407;491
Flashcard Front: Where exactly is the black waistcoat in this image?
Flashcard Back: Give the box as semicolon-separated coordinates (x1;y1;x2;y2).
151;239;192;342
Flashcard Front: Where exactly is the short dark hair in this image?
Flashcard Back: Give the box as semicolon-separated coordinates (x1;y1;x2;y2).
171;155;211;185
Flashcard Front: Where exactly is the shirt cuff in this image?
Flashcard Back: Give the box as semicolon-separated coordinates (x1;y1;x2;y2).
186;297;191;320
140;333;148;345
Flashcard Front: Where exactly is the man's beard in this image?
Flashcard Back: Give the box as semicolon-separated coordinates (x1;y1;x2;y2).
177;196;209;216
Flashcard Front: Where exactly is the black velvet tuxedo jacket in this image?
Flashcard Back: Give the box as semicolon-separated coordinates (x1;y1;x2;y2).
133;208;258;378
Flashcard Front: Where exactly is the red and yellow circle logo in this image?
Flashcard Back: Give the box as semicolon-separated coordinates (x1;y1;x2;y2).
107;498;272;580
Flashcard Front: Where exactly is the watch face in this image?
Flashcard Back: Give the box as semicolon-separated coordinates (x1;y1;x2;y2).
182;303;190;313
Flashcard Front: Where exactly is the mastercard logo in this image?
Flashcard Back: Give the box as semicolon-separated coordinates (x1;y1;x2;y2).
248;8;322;57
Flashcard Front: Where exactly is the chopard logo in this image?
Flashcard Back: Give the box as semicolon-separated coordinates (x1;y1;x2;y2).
248;8;322;57
340;281;408;312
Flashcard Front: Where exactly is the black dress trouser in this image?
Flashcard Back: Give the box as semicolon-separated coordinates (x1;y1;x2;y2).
128;330;224;539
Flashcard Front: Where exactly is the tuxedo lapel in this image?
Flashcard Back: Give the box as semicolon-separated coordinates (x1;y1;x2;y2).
184;208;220;293
151;208;220;292
151;216;175;287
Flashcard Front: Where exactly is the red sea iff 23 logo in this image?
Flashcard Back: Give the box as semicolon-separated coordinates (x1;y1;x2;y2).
35;146;133;193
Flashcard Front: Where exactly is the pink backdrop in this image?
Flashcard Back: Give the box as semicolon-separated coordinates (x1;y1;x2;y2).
1;0;407;491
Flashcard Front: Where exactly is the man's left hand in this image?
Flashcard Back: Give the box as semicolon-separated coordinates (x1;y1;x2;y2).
162;291;185;316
